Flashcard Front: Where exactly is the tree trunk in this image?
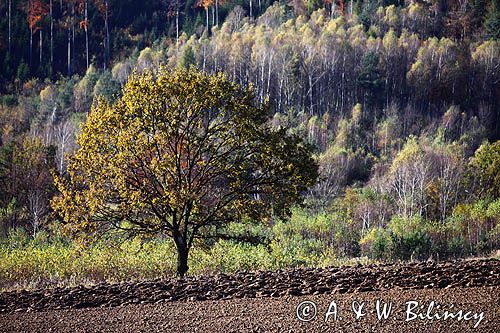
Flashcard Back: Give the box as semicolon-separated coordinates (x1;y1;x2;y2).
39;29;43;65
174;234;189;277
176;8;179;53
50;0;53;66
104;1;109;69
29;0;32;67
215;0;219;27
85;0;89;69
8;0;11;54
67;27;71;75
206;7;209;33
202;41;206;71
30;29;33;67
72;5;75;69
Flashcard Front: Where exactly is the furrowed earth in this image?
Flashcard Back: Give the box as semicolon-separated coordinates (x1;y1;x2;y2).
0;259;499;332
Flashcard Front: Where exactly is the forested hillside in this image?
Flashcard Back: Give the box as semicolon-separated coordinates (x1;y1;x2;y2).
0;0;499;281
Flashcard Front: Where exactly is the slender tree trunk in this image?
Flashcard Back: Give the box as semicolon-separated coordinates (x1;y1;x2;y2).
8;0;11;54
309;74;313;114
39;29;43;65
267;53;273;97
29;0;32;67
260;57;265;102
250;0;253;17
202;41;206;71
215;0;219;27
104;1;109;69
50;0;53;66
30;30;33;67
67;27;71;75
85;0;89;69
72;4;75;69
206;7;209;33
33;214;38;238
176;7;179;53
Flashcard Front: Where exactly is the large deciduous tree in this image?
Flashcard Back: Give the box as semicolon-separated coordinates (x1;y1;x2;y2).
52;68;318;276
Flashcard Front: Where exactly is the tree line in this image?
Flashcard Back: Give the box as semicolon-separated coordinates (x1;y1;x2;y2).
0;0;280;89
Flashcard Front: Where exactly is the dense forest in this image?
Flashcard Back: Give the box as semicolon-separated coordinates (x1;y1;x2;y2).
0;0;499;276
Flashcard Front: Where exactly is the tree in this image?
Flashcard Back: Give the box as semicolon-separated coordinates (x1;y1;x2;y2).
94;0;111;68
426;144;466;222
178;45;196;69
164;0;182;51
310;145;361;206
485;0;500;40
357;51;385;107
62;0;76;75
388;137;433;218
307;0;323;14
27;0;49;68
52;68;318;276
470;140;500;198
407;37;463;104
73;64;98;113
196;0;214;32
472;41;500;102
76;0;90;69
7;0;12;54
11;137;56;237
55;117;78;173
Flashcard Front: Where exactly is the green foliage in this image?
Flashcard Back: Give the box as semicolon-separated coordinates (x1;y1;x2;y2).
178;45;196;69
307;0;323;14
388;215;432;260
16;63;30;85
470;140;500;198
361;216;435;260
447;198;500;253
0;211;372;290
73;65;99;113
485;0;500;40
0;233;177;290
360;227;392;259
359;0;378;29
92;70;120;102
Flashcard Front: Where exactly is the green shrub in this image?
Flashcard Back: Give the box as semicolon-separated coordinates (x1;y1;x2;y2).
448;198;500;254
388;216;432;260
359;227;392;259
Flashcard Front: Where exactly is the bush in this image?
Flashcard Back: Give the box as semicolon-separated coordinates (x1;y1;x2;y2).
359;227;392;259
448;198;500;254
388;215;432;260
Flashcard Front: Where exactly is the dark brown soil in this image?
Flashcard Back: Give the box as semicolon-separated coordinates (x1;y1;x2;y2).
0;287;498;332
0;259;499;332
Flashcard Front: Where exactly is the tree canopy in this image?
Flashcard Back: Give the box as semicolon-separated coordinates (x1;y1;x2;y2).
52;68;318;276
